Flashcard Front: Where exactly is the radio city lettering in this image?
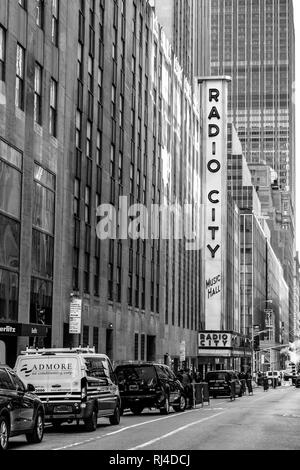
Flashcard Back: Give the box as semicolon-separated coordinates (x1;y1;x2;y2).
207;88;221;259
206;274;221;299
199;333;231;348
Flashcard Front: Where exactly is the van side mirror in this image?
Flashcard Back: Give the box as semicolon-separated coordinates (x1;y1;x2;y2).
27;384;35;392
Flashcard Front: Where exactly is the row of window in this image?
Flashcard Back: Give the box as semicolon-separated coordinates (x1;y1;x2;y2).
18;0;59;46
0;29;58;136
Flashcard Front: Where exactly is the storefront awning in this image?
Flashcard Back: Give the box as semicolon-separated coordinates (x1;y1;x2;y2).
0;322;48;337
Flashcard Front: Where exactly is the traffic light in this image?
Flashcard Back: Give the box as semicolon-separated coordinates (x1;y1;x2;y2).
253;335;260;351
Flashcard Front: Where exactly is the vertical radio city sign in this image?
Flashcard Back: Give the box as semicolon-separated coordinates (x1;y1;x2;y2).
198;77;231;331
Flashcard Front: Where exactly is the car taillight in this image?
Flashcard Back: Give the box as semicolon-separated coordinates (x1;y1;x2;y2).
81;386;87;401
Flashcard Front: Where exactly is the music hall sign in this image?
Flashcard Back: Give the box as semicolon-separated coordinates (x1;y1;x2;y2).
198;76;231;331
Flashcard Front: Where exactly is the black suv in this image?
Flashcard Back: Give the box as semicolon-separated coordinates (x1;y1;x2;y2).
0;365;45;450
206;370;243;398
115;362;187;415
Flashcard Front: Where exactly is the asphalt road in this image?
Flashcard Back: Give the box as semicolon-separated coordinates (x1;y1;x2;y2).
8;385;300;451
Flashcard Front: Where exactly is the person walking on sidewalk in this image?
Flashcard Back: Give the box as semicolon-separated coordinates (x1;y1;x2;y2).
263;374;269;391
246;370;253;395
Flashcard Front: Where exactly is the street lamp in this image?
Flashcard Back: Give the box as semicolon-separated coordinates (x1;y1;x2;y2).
251;299;273;373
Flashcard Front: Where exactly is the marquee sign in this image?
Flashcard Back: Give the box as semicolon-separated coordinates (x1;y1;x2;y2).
198;76;231;330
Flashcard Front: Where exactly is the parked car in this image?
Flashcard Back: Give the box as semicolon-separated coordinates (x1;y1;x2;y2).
205;370;243;398
114;362;187;415
14;347;121;432
295;376;300;388
0;365;44;451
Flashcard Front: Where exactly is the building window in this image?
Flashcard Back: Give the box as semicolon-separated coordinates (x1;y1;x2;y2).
51;0;59;46
16;44;25;110
0;269;19;322
36;0;44;29
134;333;139;360
82;325;89;347
34;63;42;125
141;334;145;361
0;26;5;82
84;186;91;224
93;327;99;352
50;78;58;137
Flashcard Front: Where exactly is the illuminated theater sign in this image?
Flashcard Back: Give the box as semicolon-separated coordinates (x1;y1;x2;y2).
198;77;231;331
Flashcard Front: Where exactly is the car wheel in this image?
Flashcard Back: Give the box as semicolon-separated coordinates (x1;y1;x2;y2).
160;395;170;415
0;416;9;451
130;406;144;415
26;410;44;444
84;408;98;432
109;406;121;425
173;394;187;412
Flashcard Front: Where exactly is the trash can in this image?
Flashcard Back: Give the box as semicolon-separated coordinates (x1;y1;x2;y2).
202;382;210;405
192;382;203;407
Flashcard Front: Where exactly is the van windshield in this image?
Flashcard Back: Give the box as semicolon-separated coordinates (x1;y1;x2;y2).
84;357;109;379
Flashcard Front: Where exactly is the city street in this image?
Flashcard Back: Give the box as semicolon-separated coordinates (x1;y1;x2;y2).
8;386;300;451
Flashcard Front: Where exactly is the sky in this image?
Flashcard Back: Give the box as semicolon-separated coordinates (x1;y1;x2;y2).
294;0;300;251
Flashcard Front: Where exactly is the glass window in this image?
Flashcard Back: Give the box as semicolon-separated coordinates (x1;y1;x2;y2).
51;0;59;46
0;160;22;219
50;78;58;137
16;44;25;110
0;214;20;269
0;140;22;169
34;63;42;125
34;164;55;190
0;269;19;322
31;230;54;279
32;183;55;234
8;371;26;391
0;25;6;82
84;357;109;379
30;277;52;325
36;0;44;29
0;369;14;390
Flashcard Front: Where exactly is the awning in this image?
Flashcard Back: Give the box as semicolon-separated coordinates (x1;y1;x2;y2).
0;322;49;337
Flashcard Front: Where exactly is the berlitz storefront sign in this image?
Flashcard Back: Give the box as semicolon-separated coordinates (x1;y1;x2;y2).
198;76;231;330
0;323;48;337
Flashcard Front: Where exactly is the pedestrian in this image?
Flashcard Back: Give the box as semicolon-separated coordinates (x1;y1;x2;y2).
181;368;194;409
246;370;253;395
238;371;246;395
263;374;269;392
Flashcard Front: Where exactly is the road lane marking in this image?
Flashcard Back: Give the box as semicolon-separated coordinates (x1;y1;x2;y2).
128;412;225;450
51;394;264;450
52;407;210;450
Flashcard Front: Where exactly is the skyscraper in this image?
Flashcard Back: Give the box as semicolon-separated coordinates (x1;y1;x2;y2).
210;0;296;341
210;0;295;202
150;0;211;78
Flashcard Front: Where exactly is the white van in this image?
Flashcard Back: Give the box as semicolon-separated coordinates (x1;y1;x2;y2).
14;347;121;431
266;370;281;386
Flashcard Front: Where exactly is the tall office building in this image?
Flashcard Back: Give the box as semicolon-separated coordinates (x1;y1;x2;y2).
210;0;295;204
210;0;296;341
0;0;203;367
150;0;211;78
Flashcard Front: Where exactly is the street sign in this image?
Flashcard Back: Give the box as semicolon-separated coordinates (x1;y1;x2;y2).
261;354;265;364
69;298;82;334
